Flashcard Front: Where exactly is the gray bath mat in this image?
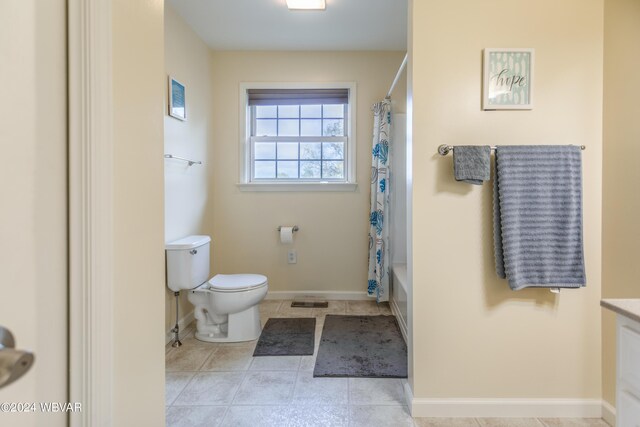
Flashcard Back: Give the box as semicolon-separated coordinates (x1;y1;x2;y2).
253;318;315;356
314;315;407;378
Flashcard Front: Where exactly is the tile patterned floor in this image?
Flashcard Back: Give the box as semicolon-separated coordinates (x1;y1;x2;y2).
165;299;610;427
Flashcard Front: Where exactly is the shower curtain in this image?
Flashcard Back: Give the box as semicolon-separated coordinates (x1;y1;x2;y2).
368;99;391;302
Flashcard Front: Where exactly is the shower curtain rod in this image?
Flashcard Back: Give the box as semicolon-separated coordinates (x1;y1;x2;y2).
386;53;408;99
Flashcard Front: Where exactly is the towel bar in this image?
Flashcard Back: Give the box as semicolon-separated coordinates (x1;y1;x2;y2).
437;144;586;156
164;154;202;166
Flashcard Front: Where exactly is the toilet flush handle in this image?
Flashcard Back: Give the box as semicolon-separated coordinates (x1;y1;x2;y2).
190;249;197;255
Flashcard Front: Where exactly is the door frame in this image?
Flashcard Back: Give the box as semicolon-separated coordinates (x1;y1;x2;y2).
68;0;114;425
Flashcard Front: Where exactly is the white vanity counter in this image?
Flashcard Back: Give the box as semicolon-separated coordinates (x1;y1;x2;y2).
601;298;640;427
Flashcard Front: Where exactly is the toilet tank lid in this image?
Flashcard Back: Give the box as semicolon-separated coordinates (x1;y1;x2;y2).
165;235;211;251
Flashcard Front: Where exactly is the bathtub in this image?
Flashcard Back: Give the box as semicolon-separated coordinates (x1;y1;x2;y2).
391;263;408;343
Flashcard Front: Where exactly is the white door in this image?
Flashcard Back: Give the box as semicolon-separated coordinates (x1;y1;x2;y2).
0;1;68;426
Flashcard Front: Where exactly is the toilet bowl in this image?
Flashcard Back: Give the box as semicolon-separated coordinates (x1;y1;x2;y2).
188;274;268;342
165;235;268;343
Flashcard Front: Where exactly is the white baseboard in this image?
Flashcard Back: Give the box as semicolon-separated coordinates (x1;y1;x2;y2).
265;291;371;301
601;400;615;426
405;389;603;419
390;297;408;343
165;309;195;346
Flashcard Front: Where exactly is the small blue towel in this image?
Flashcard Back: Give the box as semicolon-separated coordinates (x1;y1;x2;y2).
493;145;586;290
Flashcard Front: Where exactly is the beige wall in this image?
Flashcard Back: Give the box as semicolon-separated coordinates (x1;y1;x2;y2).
164;5;213;332
410;0;603;400
112;0;166;425
602;0;640;408
210;51;406;294
0;1;67;425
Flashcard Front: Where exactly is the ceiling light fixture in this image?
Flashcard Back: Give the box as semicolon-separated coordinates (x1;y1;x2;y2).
286;0;326;10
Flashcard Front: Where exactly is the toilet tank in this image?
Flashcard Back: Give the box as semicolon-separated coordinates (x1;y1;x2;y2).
165;235;211;292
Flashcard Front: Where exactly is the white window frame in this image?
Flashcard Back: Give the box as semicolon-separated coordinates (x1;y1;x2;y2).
238;82;357;192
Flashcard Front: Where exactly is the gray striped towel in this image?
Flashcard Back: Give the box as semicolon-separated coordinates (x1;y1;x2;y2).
493;145;586;290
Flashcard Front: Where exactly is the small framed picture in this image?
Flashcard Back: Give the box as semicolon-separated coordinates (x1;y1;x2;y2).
168;76;187;121
483;48;534;110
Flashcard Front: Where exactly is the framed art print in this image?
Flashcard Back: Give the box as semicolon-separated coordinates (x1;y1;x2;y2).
168;76;187;121
483;48;534;110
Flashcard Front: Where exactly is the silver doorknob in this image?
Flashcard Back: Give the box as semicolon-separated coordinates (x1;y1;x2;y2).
0;326;35;389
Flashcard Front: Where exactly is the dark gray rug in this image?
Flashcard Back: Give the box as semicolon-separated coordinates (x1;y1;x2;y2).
313;315;407;378
253;318;315;356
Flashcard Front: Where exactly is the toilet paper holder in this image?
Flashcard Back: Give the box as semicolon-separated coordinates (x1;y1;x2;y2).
277;226;299;232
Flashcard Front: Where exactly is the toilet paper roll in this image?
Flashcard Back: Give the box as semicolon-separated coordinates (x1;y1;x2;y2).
280;226;294;244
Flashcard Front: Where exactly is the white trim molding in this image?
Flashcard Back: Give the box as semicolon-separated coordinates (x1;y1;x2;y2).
265;291;370;301
406;395;604;419
601;400;616;426
68;0;114;425
237;182;357;192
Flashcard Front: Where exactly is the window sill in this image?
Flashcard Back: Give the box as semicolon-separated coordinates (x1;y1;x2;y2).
237;182;358;192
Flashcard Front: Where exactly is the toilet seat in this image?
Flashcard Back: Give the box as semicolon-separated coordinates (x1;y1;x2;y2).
207;274;268;293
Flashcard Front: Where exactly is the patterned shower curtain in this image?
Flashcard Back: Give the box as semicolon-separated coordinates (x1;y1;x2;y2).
368;99;391;302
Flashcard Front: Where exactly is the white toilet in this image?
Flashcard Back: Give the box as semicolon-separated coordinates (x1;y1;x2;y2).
165;235;268;343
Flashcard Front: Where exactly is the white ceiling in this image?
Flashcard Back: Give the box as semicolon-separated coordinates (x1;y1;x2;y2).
168;0;407;51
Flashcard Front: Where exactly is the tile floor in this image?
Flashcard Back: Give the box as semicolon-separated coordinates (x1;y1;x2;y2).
165;299;610;427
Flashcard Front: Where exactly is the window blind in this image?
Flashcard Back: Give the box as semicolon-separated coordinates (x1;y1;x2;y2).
247;88;349;106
